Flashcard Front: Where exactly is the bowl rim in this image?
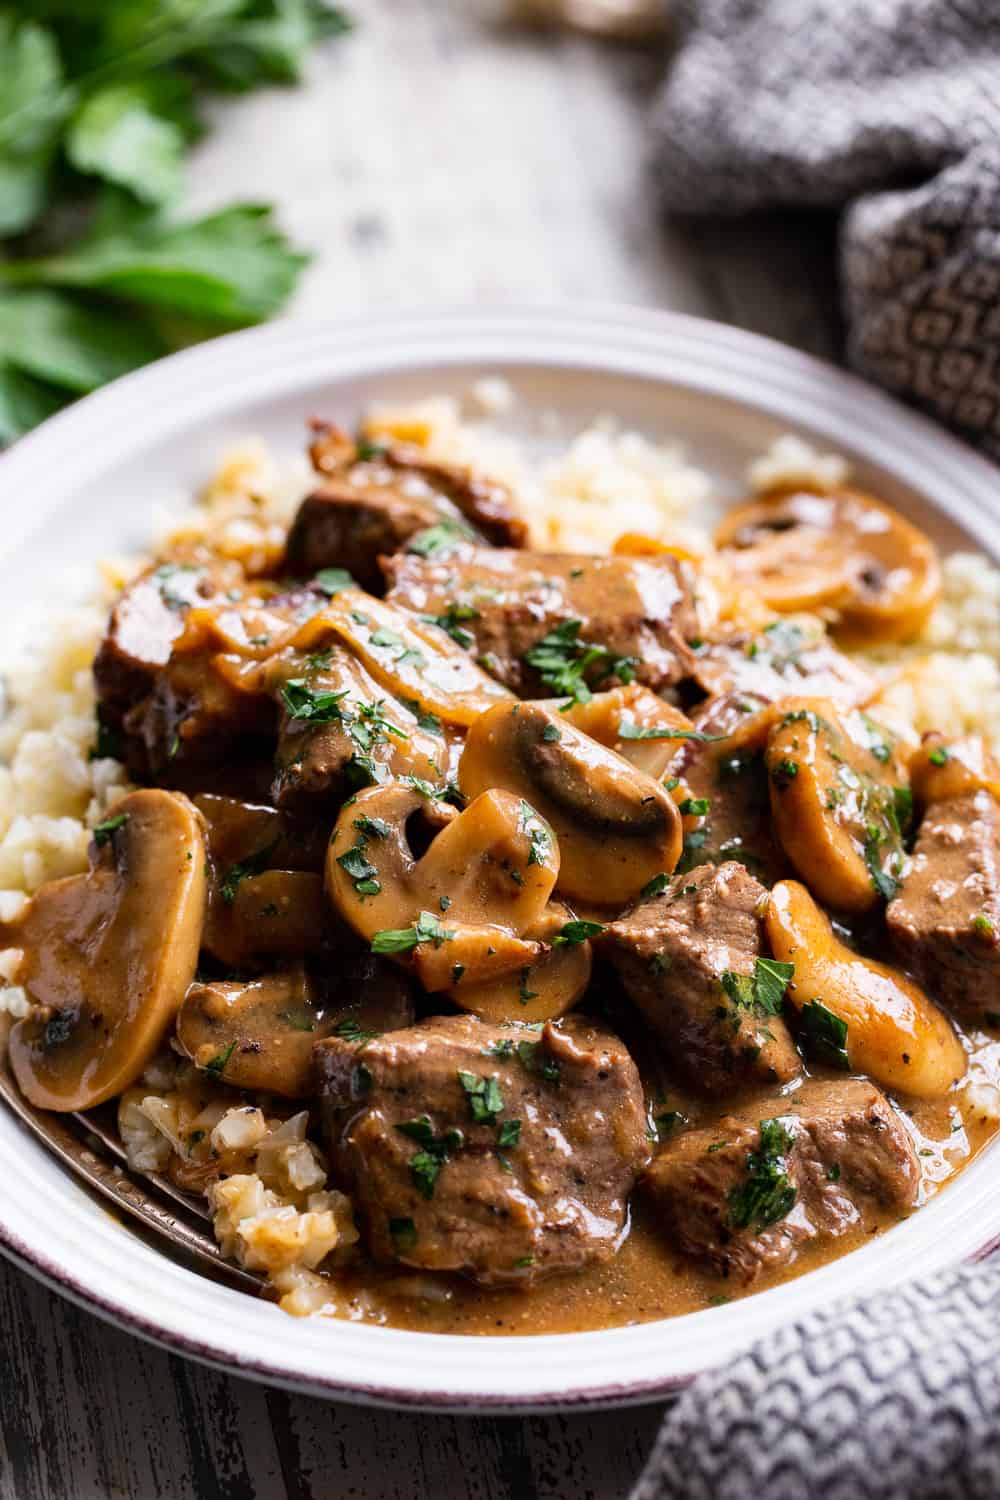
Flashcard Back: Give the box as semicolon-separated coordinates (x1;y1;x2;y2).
1;301;999;1412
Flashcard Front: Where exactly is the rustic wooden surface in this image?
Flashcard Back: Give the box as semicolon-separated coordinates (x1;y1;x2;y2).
0;3;840;1496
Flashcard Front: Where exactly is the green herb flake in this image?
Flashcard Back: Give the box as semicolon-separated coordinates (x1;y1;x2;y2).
864;827;900;902
92;812;129;848
407;521;470;558
314;567;355;596
928;745;951;767
678;797;711;817
619;723;725;743
333;1018;381;1045
220;840;279;905
422;602;480;648
497;1119;522;1149
727;1118;797;1232
553;919;605;946
721;957;794;1018
641;873;671;901
770;758;800;789
371;910;455;954
457;1070;504;1124
280;678;348;724
972;914;995;938
203;1039;237;1080
799;1000;850;1071
542;722;561;743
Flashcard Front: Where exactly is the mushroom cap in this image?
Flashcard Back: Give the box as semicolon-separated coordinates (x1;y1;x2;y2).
458;702;682;906
7;789;207;1111
715;486;940;645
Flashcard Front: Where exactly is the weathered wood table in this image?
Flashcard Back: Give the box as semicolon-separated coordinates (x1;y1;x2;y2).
0;3;839;1495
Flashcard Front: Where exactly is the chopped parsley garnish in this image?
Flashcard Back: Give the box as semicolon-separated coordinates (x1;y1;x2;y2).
337;843;379;887
972;914;995;937
354;815;390;840
519;801;553;867
861;714;894;764
356;438;388;461
928;745;951;767
641;873;671;900
484;1038;515;1058
542;722;562;743
203;1040;237;1080
422;602;480;648
333;1018;381;1046
770;758;799;789
407;521;471;558
553;919;605;945
721;957;795;1018
799;1000;850;1071
371;910;455;954
515;1039;561;1083
457;1070;504;1124
92;812;129;848
727;1118;797;1232
513;1255;534;1268
314;567;355;596
409;703;443;736
663;776;681;791
864;826;901;902
497;1119;522;1149
395;1116;464;1199
400;775;466;807
523;619;609;705
280;678;348;724
678;796;711;817
389;1217;418;1250
220;840;279;905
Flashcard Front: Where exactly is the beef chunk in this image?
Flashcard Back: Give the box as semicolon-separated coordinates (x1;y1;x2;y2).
600;861;801;1091
666;695;790;887
644;1078;919;1281
887;790;1000;1021
286;426;527;590
383;548;698;694
691;616;875;710
315;1013;649;1286
93;560;246;734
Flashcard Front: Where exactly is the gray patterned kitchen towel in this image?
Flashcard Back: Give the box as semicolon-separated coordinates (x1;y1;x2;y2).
651;0;1000;460
633;1259;1000;1500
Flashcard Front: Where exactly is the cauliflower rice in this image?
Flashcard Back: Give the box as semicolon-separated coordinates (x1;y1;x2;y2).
3;380;1000;1305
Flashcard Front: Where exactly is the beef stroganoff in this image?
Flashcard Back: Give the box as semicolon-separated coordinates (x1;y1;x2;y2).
2;390;1000;1334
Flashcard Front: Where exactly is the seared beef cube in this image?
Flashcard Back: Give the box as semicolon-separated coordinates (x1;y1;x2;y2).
286;481;445;593
310;424;526;548
93;561;245;732
315;1013;649;1286
600;861;801;1091
287;427;527;590
691;617;875;709
666;695;789;887
383;548;698;694
644;1078;919;1281
123;647;275;780
887;791;1000;1021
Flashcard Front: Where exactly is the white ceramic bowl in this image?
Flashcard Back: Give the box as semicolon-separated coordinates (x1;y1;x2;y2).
1;305;999;1411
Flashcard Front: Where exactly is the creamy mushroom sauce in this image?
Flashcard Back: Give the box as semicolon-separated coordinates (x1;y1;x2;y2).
3;425;1000;1332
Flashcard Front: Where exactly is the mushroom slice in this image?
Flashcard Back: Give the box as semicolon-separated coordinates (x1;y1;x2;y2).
6;790;207;1112
176;967;327;1099
287;590;513;728
767;880;965;1099
325;781;555;991
537;685;695;781
459;701;682;906
908;732;1000;809
764;699;913;912
446;903;592;1024
715;486;940;645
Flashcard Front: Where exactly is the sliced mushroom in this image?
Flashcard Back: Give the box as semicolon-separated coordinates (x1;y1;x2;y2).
767;880;965;1098
908;732;1000;808
446;902;592;1024
325;781;558;991
177;967;325;1098
459;701;682;905
763;699;913;912
5;790;207;1111
715;486;941;645
540;685;695;781
290;589;514;728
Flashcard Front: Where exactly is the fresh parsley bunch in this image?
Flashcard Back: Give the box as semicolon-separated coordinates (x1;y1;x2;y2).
0;1;351;442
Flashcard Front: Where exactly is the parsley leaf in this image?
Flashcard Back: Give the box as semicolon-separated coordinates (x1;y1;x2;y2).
553;919;605;946
220;840;279;904
798;1001;850;1071
280;678;348;723
394;1116;463;1199
721;957;794;1018
523;619;608;705
457;1071;504;1124
203;1039;237;1080
422;602;480;648
92;811;129;848
727;1118;797;1232
618;723;725;742
314;566;355;596
371;910;455;954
